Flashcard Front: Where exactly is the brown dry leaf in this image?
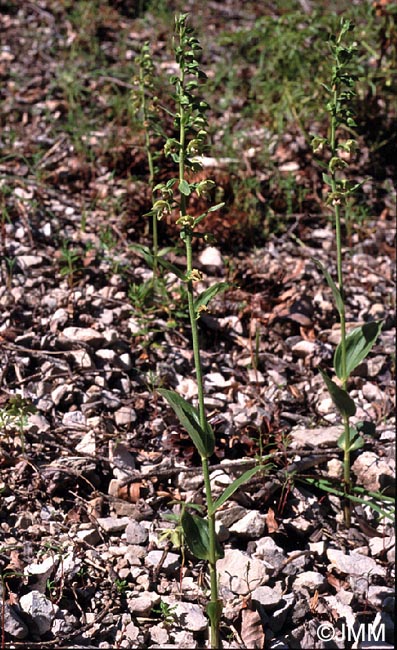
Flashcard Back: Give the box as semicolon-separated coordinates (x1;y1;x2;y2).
240;607;265;649
266;507;279;533
300;326;317;341
326;572;349;591
309;589;319;613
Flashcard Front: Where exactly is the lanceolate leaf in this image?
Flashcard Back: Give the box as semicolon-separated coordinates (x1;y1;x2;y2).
194;282;229;316
181;511;224;561
157;257;186;280
129;243;154;267
303;478;394;520
158;388;214;458
319;370;356;417
193;202;225;227
334;320;383;380
209;464;267;516
312;257;344;314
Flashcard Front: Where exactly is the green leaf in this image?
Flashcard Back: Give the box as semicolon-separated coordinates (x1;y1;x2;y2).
157;257;186;280
158;388;214;458
194;282;229;317
207;202;225;213
129;243;154;267
334;320;383;380
303;478;394;520
179;179;191;196
337;427;364;452
322;172;333;186
193;202;225;228
181;511;224;561
312;257;344;313
209;464;268;516
319;370;356;417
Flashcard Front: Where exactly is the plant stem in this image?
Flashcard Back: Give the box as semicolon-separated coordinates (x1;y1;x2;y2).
185;232;220;648
330;85;351;527
139;51;158;277
178;50;221;648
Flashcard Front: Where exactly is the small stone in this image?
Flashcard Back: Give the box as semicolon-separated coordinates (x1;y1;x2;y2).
118;353;132;370
205;372;230;388
308;541;325;556
327;548;386;577
367;586;395;611
0;601;28;639
101;309;114;325
68;349;94;368
366;355;386;377
177;377;198;399
97;516;130;534
25;555;57;592
17;255;43;270
229;511;266;538
173;630;196;647
217;549;268;595
128;591;160;615
150;623;169;645
114;407;137;428
95;348;116;362
124;621;140;641
210;469;232;492
109;442;136;480
293;571;326;592
247;369;266;384
62;411;85;427
145;551;180;575
252;582;283;608
75;431;96;455
49;308;69;332
126;545;146;563
322;595;355;628
173;601;207;632
216;505;247;528
198;246;223;269
75;528;101;545
369;536;395;558
327;458;343;478
254;537;286;572
125;520;148;545
290;425;341;448
352;452;395;492
19;591;59;635
291;340;316;357
62;326;104;347
268;593;295;633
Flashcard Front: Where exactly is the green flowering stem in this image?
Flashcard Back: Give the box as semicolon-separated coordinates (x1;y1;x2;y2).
135;43;159;278
328;20;359;527
175;15;221;647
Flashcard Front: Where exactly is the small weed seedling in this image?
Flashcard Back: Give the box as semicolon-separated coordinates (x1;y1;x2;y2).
0;395;37;455
311;19;383;527
59;240;82;289
152;599;178;627
150;15;270;648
